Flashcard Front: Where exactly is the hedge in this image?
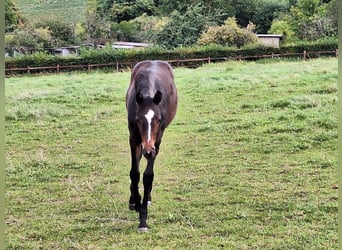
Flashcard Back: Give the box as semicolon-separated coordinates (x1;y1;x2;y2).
5;39;338;70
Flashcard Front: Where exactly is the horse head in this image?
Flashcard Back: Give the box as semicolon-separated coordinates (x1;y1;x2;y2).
135;90;163;158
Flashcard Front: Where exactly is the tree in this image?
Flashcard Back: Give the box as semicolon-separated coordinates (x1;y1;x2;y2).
267;0;337;42
269;20;295;42
123;14;167;42
83;10;110;47
322;0;337;36
231;0;259;27
96;0;115;16
289;0;336;40
252;0;288;34
34;18;77;46
5;27;51;54
153;4;210;48
230;0;290;33
157;0;233;24
96;0;156;22
111;21;140;41
5;0;22;32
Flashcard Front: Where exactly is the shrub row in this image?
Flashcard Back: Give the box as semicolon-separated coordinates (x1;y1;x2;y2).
5;40;338;70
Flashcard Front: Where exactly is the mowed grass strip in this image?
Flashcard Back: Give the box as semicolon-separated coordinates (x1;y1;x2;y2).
5;58;337;249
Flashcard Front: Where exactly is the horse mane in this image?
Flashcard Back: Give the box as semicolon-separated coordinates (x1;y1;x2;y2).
131;61;174;81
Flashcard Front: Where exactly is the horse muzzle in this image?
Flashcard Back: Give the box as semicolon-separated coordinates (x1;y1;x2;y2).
142;144;156;158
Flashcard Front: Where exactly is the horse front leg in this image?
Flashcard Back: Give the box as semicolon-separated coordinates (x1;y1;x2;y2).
138;157;155;231
129;138;142;212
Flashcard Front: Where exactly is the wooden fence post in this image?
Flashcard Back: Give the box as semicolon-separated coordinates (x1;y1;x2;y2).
27;66;30;74
116;61;119;72
57;64;60;73
303;50;307;61
208;57;211;63
88;63;91;72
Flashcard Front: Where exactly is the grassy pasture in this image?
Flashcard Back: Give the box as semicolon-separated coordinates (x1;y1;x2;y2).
5;58;337;249
13;0;86;23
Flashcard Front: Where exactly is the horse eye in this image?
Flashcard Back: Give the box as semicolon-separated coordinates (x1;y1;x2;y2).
136;119;141;124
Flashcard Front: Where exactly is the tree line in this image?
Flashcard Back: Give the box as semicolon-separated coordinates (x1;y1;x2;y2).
5;0;338;54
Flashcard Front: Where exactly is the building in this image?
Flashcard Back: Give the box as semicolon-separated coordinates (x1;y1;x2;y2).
112;42;151;49
46;46;80;56
256;34;283;48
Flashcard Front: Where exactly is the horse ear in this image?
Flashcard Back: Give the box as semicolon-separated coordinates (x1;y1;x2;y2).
136;92;143;105
153;91;162;104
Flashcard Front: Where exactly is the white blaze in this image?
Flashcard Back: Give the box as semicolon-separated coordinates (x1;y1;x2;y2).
145;109;155;143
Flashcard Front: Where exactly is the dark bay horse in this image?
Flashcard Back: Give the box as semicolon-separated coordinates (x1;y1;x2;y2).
126;60;178;231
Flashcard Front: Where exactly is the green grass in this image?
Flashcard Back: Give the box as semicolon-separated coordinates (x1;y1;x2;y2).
13;0;86;23
5;58;337;249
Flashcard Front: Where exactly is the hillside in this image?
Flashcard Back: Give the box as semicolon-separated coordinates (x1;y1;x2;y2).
13;0;87;24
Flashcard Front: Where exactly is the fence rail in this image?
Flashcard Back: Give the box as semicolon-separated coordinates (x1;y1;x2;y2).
5;49;338;75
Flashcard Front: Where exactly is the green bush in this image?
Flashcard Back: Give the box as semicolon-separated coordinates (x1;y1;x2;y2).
197;17;258;48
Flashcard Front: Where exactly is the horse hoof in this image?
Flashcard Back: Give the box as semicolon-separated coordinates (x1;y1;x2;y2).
129;203;135;211
138;227;149;232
